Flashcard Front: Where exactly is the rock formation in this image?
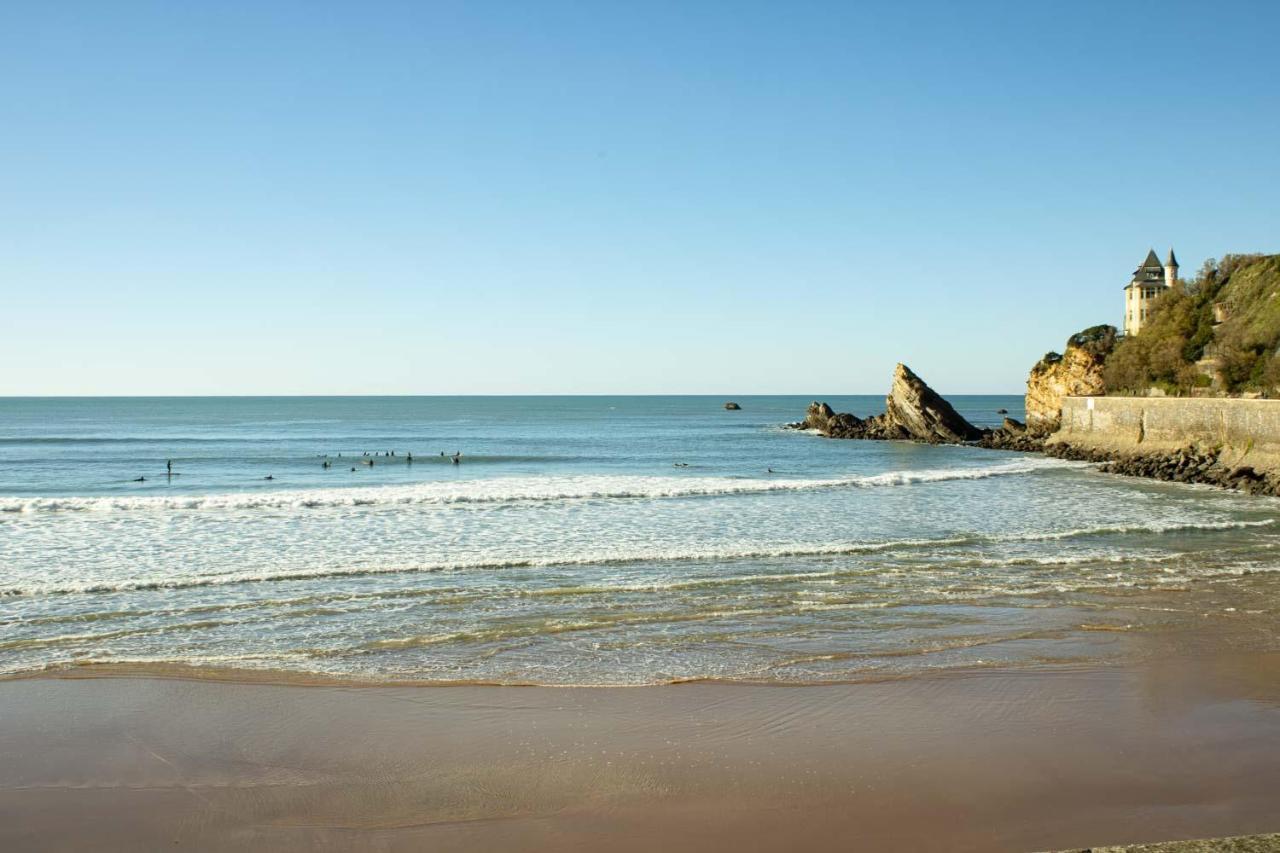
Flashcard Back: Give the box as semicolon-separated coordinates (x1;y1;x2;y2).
980;416;1045;452
1045;442;1279;496
801;401;834;430
788;349;1280;496
723;402;741;410
796;364;983;444
883;363;984;443
1024;325;1116;434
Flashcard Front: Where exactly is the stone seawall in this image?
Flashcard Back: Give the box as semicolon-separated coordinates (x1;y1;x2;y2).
1046;396;1280;493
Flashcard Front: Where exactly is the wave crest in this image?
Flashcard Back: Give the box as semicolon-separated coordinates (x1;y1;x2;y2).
1;458;1075;514
3;517;1271;598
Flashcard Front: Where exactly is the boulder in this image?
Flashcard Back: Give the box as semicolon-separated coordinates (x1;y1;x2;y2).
724;402;741;410
1025;325;1117;434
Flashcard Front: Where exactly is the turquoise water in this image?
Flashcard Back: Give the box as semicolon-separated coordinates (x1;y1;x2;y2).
3;396;1278;684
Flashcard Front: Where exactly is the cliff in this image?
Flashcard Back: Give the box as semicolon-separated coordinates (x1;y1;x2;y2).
1025;325;1116;434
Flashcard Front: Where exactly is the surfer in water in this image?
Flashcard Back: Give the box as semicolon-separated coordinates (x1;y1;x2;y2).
452;451;461;465
133;476;146;482
166;459;172;475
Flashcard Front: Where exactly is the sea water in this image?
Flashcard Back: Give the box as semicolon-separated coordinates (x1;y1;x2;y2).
2;396;1278;684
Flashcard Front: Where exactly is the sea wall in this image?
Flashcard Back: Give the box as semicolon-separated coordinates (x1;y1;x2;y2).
1054;396;1280;459
1046;396;1280;492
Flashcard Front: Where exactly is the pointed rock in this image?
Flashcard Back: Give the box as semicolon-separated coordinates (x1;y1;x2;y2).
793;366;983;443
881;363;984;443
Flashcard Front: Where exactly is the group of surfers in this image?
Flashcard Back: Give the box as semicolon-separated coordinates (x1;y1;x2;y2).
134;451;465;482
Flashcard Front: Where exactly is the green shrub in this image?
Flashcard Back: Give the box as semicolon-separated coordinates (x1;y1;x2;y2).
1103;254;1280;395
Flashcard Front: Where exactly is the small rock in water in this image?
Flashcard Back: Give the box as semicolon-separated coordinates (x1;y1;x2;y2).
724;402;741;410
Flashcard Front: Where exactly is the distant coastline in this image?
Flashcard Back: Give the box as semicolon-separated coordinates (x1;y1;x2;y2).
797;253;1280;496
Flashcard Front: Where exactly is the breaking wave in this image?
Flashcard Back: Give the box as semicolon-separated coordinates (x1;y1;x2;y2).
1;457;1076;513
3;517;1271;598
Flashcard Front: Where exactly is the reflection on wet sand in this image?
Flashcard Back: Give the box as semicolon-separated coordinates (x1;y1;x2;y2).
3;649;1279;852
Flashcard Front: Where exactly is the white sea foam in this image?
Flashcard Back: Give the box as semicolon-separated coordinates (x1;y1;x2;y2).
4;516;1272;598
0;457;1077;514
990;517;1276;541
0;538;969;596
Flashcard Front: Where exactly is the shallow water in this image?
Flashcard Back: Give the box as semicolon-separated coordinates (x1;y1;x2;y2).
3;395;1279;684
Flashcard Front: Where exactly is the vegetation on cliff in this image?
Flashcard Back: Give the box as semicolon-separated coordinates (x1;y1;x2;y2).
1103;254;1280;395
1024;325;1116;434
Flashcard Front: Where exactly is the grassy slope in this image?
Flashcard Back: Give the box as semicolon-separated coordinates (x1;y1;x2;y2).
1102;254;1280;395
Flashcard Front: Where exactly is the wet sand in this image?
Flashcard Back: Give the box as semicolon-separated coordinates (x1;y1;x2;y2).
3;650;1280;852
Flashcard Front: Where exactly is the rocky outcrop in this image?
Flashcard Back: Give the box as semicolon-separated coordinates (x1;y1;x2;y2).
979;416;1047;452
798;401;834;432
724;402;741;410
1045;442;1280;496
796;402;874;437
789;353;1280;497
795;364;983;444
1025;325;1117;434
883;364;984;443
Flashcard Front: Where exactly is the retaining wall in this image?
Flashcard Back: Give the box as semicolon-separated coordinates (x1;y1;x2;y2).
1051;396;1280;469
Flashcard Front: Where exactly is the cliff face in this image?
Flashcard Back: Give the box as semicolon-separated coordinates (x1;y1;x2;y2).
800;364;982;444
1025;325;1116;435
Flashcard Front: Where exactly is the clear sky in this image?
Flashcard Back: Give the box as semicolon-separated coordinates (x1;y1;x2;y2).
2;1;1277;395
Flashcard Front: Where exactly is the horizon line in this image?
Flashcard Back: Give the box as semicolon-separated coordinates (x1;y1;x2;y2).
0;391;1026;399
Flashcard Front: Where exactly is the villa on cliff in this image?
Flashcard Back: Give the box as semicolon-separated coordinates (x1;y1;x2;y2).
1123;248;1178;336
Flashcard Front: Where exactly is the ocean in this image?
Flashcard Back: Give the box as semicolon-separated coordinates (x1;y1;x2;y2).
2;395;1278;684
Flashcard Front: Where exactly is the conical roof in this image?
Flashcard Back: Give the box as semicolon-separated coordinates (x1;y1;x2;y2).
1140;249;1162;269
1166;247;1178;267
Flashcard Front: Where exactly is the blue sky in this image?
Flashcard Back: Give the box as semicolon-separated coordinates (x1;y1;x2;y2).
2;1;1277;395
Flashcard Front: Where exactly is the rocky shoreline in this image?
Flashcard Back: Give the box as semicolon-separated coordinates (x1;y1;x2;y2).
793;362;1280;497
1044;442;1279;495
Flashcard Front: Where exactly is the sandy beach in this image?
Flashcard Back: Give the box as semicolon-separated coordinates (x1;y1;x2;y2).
4;644;1280;852
7;0;1280;848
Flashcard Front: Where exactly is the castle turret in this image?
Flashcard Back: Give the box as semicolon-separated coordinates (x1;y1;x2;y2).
1124;248;1171;336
